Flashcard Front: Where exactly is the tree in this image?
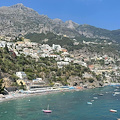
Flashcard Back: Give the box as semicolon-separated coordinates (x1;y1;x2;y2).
0;79;4;94
4;44;9;53
88;78;94;83
19;81;26;90
11;74;19;82
19;37;24;41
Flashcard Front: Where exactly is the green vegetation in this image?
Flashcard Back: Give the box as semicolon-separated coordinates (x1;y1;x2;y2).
0;79;4;94
0;47;100;86
24;32;120;54
25;32;74;47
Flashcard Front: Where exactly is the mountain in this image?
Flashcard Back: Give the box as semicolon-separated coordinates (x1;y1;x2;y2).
0;3;120;43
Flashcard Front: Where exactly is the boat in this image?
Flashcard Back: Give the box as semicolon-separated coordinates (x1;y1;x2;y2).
114;92;120;95
42;104;52;113
87;102;92;105
93;97;98;99
113;93;116;96
117;118;120;120
109;109;117;113
98;93;103;96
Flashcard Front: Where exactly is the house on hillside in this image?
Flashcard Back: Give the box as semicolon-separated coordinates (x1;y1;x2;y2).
17;79;26;86
32;78;45;85
0;41;6;48
29;78;46;89
52;44;61;51
60;48;68;52
57;61;69;68
74;60;87;67
16;72;27;80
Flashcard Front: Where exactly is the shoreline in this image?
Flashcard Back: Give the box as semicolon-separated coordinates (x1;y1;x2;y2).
0;88;84;103
0;84;111;103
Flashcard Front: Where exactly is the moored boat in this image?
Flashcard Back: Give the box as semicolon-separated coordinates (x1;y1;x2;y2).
93;97;98;99
87;102;92;105
42;104;52;113
109;109;117;113
98;93;103;96
42;109;52;113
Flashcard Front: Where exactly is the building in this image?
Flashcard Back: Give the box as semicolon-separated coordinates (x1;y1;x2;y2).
57;61;69;68
16;72;27;79
17;79;26;86
52;44;61;51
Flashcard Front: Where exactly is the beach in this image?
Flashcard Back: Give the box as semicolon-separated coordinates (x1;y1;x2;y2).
0;87;84;103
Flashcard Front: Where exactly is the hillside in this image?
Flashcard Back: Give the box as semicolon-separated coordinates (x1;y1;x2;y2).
24;32;120;55
0;3;120;43
0;47;104;89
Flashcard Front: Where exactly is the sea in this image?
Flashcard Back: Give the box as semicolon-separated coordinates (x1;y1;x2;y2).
0;86;120;120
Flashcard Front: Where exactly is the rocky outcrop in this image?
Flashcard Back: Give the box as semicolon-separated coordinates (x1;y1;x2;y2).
68;76;104;88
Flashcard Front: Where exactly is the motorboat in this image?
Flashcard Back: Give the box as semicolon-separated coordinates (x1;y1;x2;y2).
109;109;117;113
93;97;98;99
87;102;92;105
98;93;103;96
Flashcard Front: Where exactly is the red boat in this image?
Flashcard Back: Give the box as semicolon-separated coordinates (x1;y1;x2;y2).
42;109;52;113
42;105;52;113
109;109;117;113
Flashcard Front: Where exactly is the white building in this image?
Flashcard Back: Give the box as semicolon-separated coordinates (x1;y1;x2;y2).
52;44;61;51
16;72;27;79
0;41;6;48
57;61;69;68
32;78;45;84
73;60;87;67
40;44;52;53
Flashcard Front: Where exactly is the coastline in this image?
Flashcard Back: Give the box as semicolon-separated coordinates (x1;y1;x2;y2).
0;84;111;103
0;88;84;103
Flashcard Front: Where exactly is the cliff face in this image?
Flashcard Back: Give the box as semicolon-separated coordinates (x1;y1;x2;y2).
0;3;120;43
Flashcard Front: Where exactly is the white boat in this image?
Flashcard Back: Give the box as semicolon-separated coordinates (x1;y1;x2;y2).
87;102;92;105
93;97;98;99
109;109;117;113
98;93;103;96
42;104;52;113
114;92;120;95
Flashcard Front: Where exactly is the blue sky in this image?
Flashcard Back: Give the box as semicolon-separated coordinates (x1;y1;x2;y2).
0;0;120;30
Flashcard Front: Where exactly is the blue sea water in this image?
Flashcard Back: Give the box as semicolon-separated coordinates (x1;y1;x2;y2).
0;86;120;120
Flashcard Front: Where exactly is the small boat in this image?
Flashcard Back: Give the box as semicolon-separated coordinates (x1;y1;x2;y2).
114;92;120;95
42;104;52;113
98;94;103;96
93;97;98;99
114;89;118;91
109;109;117;113
87;102;92;105
117;118;120;120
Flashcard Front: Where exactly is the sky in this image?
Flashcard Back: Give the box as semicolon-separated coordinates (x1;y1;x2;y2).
0;0;120;30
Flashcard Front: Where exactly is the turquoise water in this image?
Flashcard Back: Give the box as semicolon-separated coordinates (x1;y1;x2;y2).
0;86;120;120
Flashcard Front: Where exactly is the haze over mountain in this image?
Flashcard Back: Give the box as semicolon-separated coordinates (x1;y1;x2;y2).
0;3;120;43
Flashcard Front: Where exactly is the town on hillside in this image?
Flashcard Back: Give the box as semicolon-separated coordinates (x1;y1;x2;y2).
0;35;120;95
